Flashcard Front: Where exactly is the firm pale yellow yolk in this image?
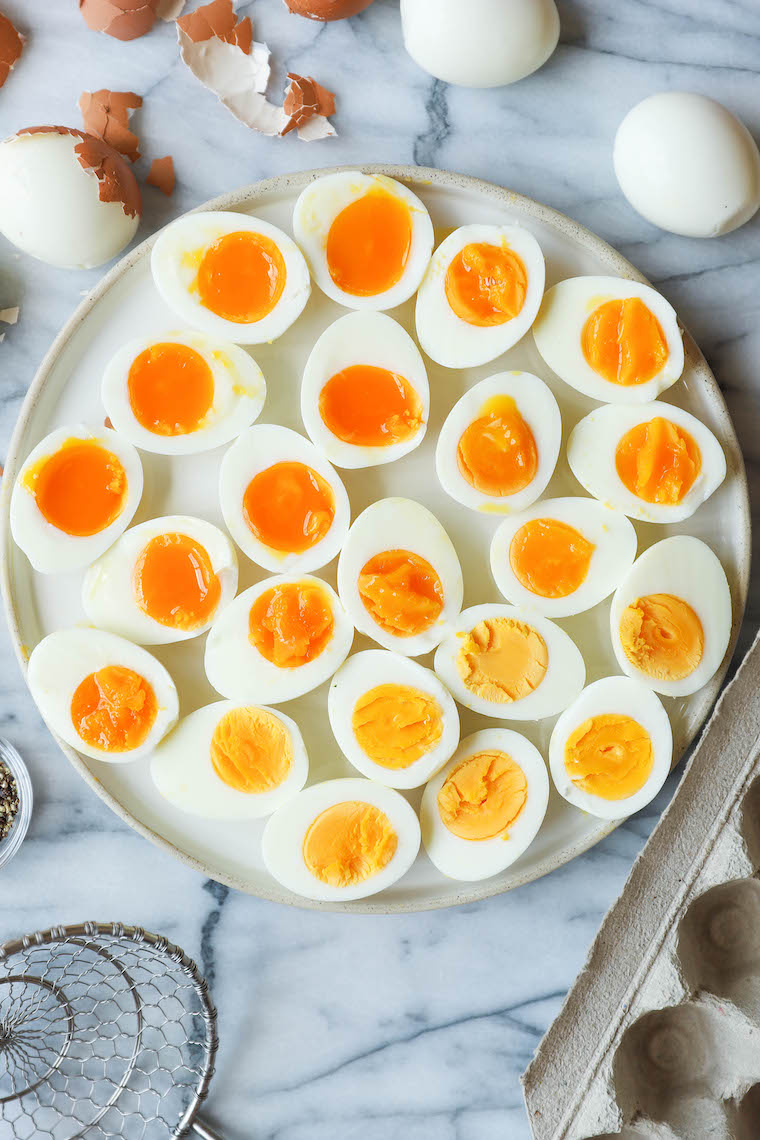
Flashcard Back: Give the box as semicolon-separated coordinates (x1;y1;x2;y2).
358;549;444;637
128;342;214;436
457;617;548;703
616;417;701;505
582;297;669;386
302;801;397;886
243;461;335;554
195;231;286;323
352;684;443;770
445;242;527;327
326;190;412;297
620;593;704;682
319;364;423;448
509;518;595;599
210;707;293;794
71;665;157;753
438;750;527;840
457;395;538;497
23;438;127;537
564;713;654;800
133;533;221;631
249;581;334;668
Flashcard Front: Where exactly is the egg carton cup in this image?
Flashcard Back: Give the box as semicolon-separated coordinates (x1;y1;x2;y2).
522;627;760;1140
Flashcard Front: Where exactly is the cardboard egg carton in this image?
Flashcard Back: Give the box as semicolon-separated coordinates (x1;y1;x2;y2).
522;629;760;1140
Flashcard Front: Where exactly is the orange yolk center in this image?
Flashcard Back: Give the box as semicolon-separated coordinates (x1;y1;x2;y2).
318;364;423;448
582;297;669;386
195;231;286;323
71;665;157;753
564;713;654;801
249;581;334;668
352;684;443;770
133;532;221;631
619;593;704;682
509;518;595;599
23;438;127;537
445;241;528;327
358;549;444;638
302;801;397;886
438;750;527;840
457;617;548;704
210;706;293;794
243;461;335;554
326;189;412;297
616;417;701;505
457;395;538;497
127;342;214;436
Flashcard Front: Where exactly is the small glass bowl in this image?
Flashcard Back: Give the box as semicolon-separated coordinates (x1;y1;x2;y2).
0;737;33;871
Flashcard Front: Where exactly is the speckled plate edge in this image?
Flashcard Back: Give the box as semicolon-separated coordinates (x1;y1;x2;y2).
0;164;750;914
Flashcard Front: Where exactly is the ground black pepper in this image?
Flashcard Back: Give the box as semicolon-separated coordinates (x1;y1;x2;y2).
0;760;19;841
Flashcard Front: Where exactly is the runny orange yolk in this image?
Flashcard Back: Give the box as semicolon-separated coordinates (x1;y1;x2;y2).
195;231;286;323
210;706;293;794
133;533;221;631
358;550;444;637
509;518;595;599
564;714;654;800
326;189;412;297
619;593;704;682
71;665;157;753
243;461;335;554
457;617;548;704
249;581;334;668
582;297;669;386
616;417;701;505
352;684;443;770
318;364;423;447
445;241;528;327
302;800;397;886
438;750;527;840
128;343;214;436
23;438;127;537
457;395;538;497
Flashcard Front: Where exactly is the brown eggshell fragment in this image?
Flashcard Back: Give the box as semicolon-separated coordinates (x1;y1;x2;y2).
79;0;159;41
177;0;252;51
146;155;175;196
0;12;24;88
79;90;142;163
283;0;375;19
282;74;335;135
17;126;142;219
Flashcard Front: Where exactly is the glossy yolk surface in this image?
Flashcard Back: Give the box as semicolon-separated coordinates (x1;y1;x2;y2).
457;395;538;497
352;684;443;770
319;364;423;447
358;549;444;637
210;706;293;794
509;518;595;599
615;417;701;505
302;800;397;886
243;461;335;554
133;532;221;631
23;438;127;537
620;593;704;681
457;617;548;703
445;242;527;327
195;231;286;323
582;297;669;386
326;189;412;297
71;665;157;753
564;713;654;800
437;750;527;840
249;581;334;668
128;342;214;436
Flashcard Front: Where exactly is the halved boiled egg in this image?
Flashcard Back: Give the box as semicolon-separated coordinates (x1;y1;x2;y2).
415;223;545;368
204;574;353;704
262;777;421;902
567;402;726;523
300;312;429;468
219;424;350;573
82;516;238;645
421;728;549;881
435;372;561;514
10;425;143;574
151;211;310;344
610;536;732;698
101;330;266;454
293;172;433;311
549;676;672;819
27;628;178;763
489;497;637;618
337;498;463;657
533;276;684;402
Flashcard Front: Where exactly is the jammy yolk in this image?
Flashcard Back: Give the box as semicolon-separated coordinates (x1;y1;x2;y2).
352;684;443;770
457;395;538;497
249;580;334;668
243;461;335;554
509;518;595;599
358;550;444;638
438;750;527;840
128;343;214;436
319;364;423;448
616;417;701;505
133;533;221;631
582;297;669;386
195;231;286;323
210;706;293;794
445;242;527;327
564;714;654;801
23;437;127;537
326;189;412;297
457;617;548;704
302;800;397;886
619;593;704;682
71;665;157;753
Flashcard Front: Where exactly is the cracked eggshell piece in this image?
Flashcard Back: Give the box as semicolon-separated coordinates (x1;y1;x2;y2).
284;0;376;18
79;0;160;40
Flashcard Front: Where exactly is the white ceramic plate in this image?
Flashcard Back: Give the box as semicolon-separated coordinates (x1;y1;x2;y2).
0;165;749;913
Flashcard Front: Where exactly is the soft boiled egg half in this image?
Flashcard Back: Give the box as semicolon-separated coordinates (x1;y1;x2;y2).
293;171;433;311
10;425;143;574
151;211;310;344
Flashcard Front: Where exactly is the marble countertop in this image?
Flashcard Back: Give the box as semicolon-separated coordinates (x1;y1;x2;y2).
1;2;759;1136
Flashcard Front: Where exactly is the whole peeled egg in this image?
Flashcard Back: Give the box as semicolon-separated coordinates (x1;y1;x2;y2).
614;93;760;238
284;0;375;18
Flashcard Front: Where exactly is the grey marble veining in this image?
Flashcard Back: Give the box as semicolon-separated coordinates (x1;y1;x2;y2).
0;1;759;1137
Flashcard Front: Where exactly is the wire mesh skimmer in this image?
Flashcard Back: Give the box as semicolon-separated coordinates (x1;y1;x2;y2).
0;922;223;1139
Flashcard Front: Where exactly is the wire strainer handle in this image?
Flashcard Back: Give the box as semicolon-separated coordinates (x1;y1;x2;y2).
192;1120;225;1139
